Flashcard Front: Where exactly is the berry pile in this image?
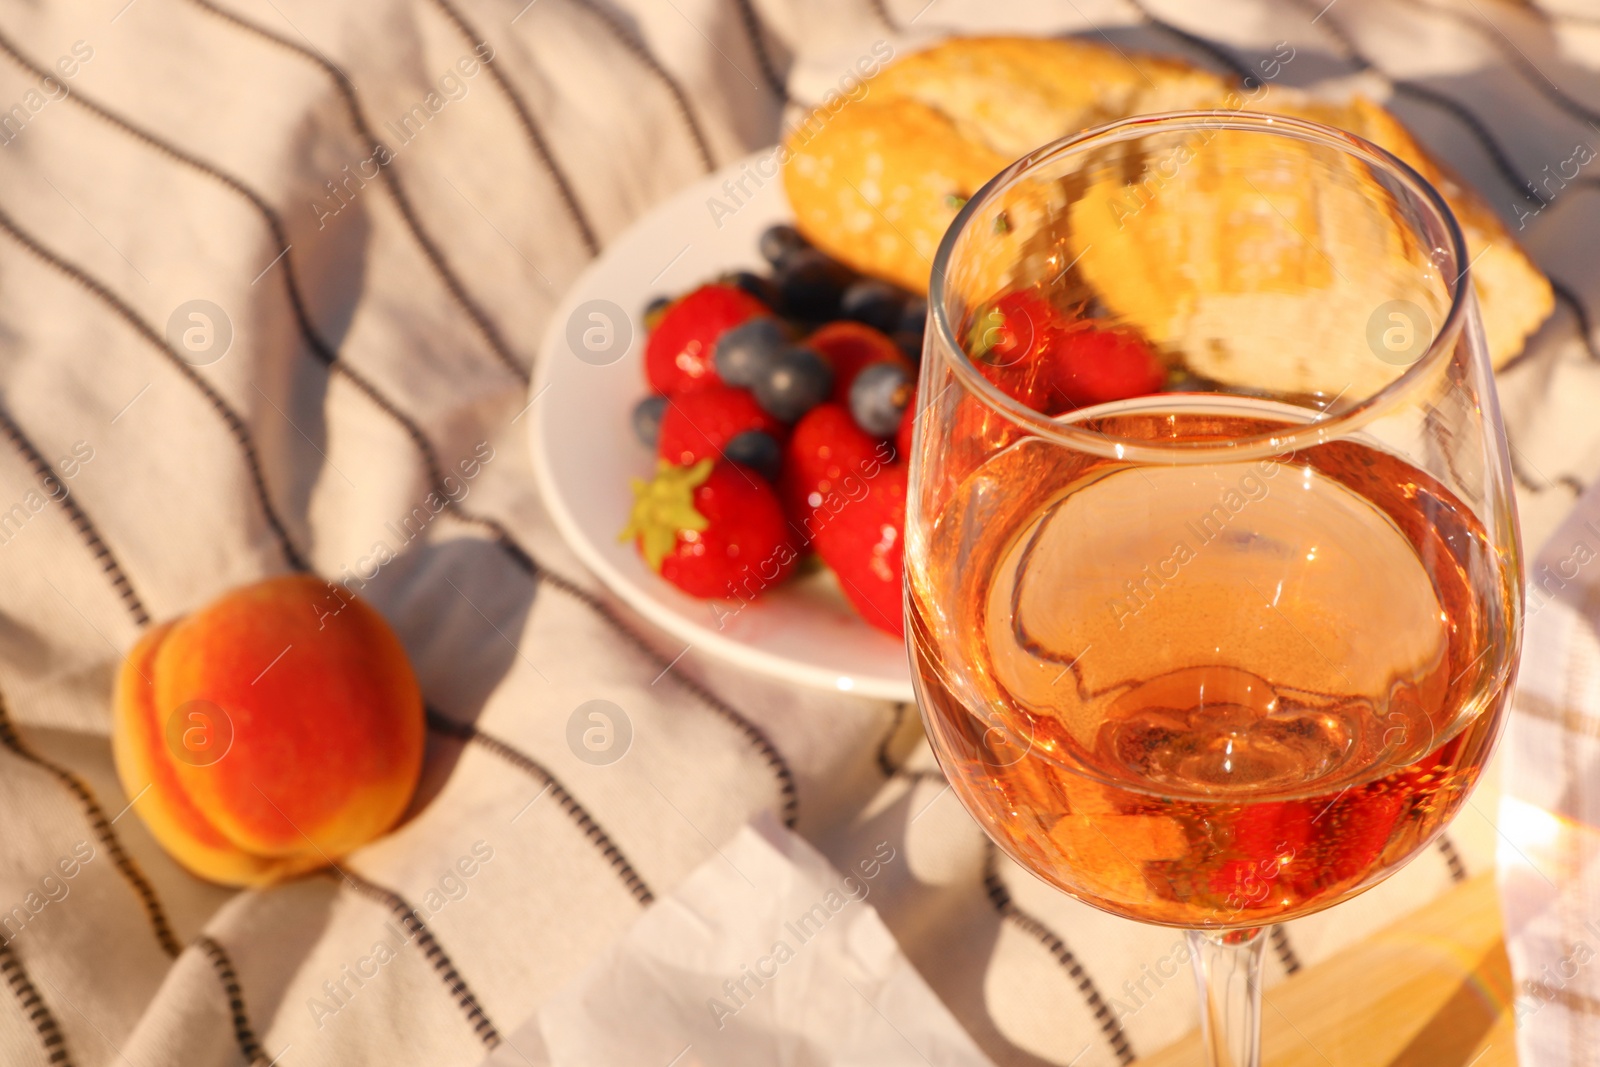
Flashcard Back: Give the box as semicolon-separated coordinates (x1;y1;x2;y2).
624;226;920;636
621;225;1168;639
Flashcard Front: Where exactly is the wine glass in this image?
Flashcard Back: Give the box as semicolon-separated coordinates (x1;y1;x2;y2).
905;111;1523;1067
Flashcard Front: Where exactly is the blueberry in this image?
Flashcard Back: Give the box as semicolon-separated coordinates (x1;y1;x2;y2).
849;361;913;437
899;296;928;335
714;317;788;387
643;294;672;331
774;249;852;321
721;269;779;309
631;394;669;449
758;224;808;268
754;346;834;422
892;330;924;360
895;297;928;359
724;430;782;480
840;279;905;334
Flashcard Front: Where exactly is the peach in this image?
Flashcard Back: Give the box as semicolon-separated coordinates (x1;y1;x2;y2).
112;575;424;887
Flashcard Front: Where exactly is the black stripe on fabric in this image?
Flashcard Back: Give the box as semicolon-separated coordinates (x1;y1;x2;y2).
863;0;899;32
1268;925;1303;975
874;703;943;783
1521;977;1600;1017
1388;81;1547;205
531;568;802;829
729;0;791;102
423;0;601;256
183;0;531;384
0;939;74;1066
566;0;717;172
426;709;656;906
334;869;501;1049
982;844;1135;1066
1407;0;1600;128
0;695;182;959
1519;690;1600;739
876;703;909;778
1551;8;1600;31
395;501;800;833
1506;438;1583;495
1552;280;1600;364
0;207;310;574
1436;832;1469;883
194;935;271;1066
1121;0;1259;85
1279;0;1546;206
0;403;151;628
1504;443;1544;493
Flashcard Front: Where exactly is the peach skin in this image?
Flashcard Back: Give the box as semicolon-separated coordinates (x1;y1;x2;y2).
112;575;424;887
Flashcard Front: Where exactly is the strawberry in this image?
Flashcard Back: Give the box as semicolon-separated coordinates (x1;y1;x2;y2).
1295;788;1404;892
657;385;784;468
1209;801;1314;911
969;291;1067;411
806;321;911;406
812;461;907;637
621;459;797;599
969;291;1165;414
1050;323;1166;409
645;284;770;396
779;404;892;544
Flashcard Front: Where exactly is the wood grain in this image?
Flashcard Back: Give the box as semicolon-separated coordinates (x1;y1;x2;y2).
1137;873;1516;1066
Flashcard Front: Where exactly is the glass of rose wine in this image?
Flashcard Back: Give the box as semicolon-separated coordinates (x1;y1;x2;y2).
905;112;1523;1067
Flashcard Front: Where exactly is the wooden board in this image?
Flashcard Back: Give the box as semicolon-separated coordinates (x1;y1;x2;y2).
1138;873;1516;1066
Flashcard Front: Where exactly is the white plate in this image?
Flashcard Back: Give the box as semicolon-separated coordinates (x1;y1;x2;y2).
530;149;914;701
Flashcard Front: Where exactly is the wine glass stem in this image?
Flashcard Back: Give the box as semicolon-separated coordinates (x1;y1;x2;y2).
1187;927;1265;1067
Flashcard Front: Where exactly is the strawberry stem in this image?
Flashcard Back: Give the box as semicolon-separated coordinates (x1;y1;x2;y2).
620;459;713;571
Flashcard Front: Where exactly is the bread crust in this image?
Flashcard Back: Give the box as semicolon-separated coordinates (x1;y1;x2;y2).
782;37;1552;382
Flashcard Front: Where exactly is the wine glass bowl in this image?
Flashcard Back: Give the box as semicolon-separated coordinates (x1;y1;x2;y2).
904;111;1523;1066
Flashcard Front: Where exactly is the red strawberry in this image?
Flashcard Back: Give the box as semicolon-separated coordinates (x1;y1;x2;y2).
969;292;1165;414
1050;323;1166;408
645;284;770;396
969;291;1067;411
895;385;918;463
812;461;907;637
806;321;911;406
621;459;798;599
779;404;892;544
1297;787;1404;891
657;385;784;468
1210;801;1314;911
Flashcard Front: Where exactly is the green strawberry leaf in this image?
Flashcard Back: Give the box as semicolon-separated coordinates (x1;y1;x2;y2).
619;458;714;572
967;306;1007;362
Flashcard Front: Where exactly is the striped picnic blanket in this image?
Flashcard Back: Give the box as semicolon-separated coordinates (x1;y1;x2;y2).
0;0;1595;1064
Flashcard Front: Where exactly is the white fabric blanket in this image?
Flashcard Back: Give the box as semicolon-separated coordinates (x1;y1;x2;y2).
0;0;1595;1065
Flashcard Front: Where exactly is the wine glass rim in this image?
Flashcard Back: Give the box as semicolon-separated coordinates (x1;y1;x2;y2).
927;109;1473;462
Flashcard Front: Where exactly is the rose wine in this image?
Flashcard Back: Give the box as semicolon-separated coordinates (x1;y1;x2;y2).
908;408;1518;928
